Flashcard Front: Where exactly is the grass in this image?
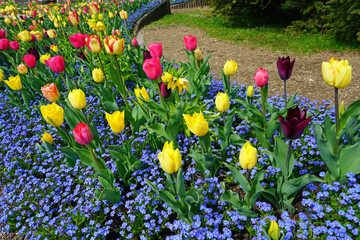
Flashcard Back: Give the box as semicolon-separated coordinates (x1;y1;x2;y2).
148;8;360;55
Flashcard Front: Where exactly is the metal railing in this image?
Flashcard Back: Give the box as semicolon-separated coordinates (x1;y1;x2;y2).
170;0;209;10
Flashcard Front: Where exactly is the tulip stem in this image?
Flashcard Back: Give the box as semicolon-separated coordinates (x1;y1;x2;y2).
81;109;90;127
156;79;169;121
286;138;293;177
222;112;226;127
246;170;250;208
334;88;339;155
32;68;39;79
201;136;208;153
97;53;109;90
260;87;265;118
60;73;68;89
283;80;287;107
81;49;95;69
87;144;103;171
119;132;125;148
227;76;231;93
114;55;129;110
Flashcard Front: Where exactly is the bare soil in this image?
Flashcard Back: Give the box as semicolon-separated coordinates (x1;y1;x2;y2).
136;8;360;105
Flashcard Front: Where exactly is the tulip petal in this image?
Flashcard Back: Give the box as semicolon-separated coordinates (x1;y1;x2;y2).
279;116;292;139
292;117;312;139
158;152;174;174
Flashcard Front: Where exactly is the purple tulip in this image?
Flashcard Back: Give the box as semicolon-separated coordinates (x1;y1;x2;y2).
277;56;295;80
143;50;152;60
27;47;40;60
159;82;171;99
279;106;311;139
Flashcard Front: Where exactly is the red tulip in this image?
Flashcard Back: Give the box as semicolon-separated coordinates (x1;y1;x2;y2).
147;43;162;58
73;123;93;145
0;39;9;50
254;68;268;87
44;56;65;73
131;37;138;47
279;106;311;139
69;33;87;49
277;56;295;81
41;83;59;102
184;35;197;51
9;41;19;50
22;54;36;68
143;58;162;80
0;29;5;39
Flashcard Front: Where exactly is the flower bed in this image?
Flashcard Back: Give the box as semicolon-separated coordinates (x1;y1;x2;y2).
0;1;359;240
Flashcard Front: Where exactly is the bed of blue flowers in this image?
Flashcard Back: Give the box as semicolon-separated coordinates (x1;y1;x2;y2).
1;0;360;240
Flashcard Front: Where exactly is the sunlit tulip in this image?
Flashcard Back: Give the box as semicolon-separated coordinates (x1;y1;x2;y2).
92;68;103;83
17;64;28;75
254;68;268;87
88;2;99;15
50;44;59;52
184;35;197;51
194;49;203;61
143;58;162;80
73;123;93;145
105;111;125;133
322;58;352;89
22;54;36;68
41;102;64;127
119;10;128;20
4;75;22;91
85;35;102;53
40;54;51;64
44;56;65;73
109;11;114;19
277;56;295;81
134;86;149;104
68;89;86;109
183;111;209;137
46;29;57;39
239;142;257;170
68;12;80;26
147;43;162;58
69;33;87;49
18;30;32;42
223;60;237;77
215;92;230;112
158;141;182;174
104;36;125;55
41;132;53;144
268;220;280;240
279;106;311;139
41;83;59;102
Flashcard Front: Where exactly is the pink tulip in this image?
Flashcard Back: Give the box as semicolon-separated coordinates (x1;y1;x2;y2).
131;37;138;47
0;29;5;39
254;68;268;87
147;43;162;58
22;54;36;68
0;39;9;50
44;56;65;73
73;123;93;145
143;58;162;80
9;41;19;50
68;33;87;49
184;35;197;51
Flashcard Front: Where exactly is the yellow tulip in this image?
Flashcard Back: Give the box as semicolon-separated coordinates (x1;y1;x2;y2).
50;45;59;52
268;220;280;240
120;10;128;20
161;72;173;83
239;142;257;170
224;60;237;77
215;92;230;112
41;102;64;127
92;68;104;83
247;85;254;98
40;54;51;64
134;87;149;105
68;89;86;109
0;69;4;82
104;36;125;55
109;11;114;19
339;101;345;118
322;58;352;89
158;141;182;174
194;49;203;61
5;18;11;25
105;111;125;134
41;132;53;144
183;111;209;137
47;29;57;39
4;75;22;91
18;30;32;42
17;64;28;75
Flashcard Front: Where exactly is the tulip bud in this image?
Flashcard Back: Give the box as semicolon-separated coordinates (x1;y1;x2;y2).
17;64;28;75
159;82;171;99
41;83;59;102
339;101;345;118
119;10;128;20
143;58;162;80
44;56;65;73
254;68;268;87
224;60;237;77
158;141;182;174
183;111;209;137
268;220;280;240
194;49;203;61
46;29;57;39
92;68;104;83
277;56;295;81
68;12;80;26
68;89;86;109
239;142;257;170
0;39;9;50
134;86;150;104
322;58;352;89
215;92;230;112
41;102;64;127
147;43;162;58
41;132;53;144
85;35;102;53
131;37;138;47
184;35;197;51
105;111;125;133
73;123;93;145
247;85;254;98
4;75;22;91
115;29;121;36
22;54;36;68
279;106;311;139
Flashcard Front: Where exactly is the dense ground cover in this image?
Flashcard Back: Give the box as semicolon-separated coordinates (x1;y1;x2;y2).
0;0;360;240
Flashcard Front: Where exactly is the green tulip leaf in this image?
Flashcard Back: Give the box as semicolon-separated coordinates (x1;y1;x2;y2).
96;188;121;204
265;112;279;139
224;163;250;193
282;174;324;199
274;137;295;177
220;182;243;209
167;101;185;141
339;143;360;183
176;168;186;199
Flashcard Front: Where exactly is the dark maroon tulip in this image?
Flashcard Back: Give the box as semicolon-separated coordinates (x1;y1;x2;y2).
277;56;295;81
159;82;171;99
143;50;152;60
77;52;86;61
44;45;50;52
27;47;40;60
44;31;49;38
279;106;311;139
